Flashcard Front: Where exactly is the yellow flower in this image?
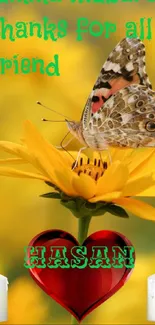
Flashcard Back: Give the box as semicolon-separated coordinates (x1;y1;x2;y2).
0;120;155;220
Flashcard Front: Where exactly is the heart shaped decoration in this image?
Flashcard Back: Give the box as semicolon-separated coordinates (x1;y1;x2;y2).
26;229;135;321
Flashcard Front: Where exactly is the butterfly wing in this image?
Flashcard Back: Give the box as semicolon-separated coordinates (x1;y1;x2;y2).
83;84;155;149
82;37;152;131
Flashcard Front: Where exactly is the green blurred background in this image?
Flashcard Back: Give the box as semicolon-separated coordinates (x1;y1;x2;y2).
0;1;155;323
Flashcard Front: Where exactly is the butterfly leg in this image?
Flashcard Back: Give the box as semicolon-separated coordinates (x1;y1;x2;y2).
55;136;74;149
99;149;112;168
72;146;88;170
106;149;112;165
56;131;75;161
99;152;104;168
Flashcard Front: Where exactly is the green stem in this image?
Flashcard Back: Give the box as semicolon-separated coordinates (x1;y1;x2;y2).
78;216;92;245
71;215;92;324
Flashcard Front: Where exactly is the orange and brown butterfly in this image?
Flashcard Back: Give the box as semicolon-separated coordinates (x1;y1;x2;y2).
65;37;155;152
38;37;155;158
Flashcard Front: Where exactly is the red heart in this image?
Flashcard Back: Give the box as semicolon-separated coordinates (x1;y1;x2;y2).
27;229;135;322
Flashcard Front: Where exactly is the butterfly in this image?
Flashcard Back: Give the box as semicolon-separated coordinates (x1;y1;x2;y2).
65;37;155;155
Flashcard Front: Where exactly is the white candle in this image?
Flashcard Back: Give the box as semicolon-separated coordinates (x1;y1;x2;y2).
0;274;8;322
147;274;155;322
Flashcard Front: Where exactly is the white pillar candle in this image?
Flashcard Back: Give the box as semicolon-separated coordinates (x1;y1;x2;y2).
147;274;155;322
0;275;8;322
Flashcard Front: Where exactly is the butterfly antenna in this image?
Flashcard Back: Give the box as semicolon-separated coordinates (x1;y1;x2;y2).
37;101;71;120
42;118;67;122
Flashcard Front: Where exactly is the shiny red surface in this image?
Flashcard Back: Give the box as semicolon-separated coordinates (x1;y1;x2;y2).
27;229;135;321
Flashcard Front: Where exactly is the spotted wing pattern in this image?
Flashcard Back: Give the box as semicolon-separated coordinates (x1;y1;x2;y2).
82;37;152;132
83;84;155;149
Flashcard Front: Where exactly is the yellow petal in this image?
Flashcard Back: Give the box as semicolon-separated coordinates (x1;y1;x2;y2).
137;185;155;196
0;141;32;161
93;148;133;164
72;173;96;199
0;141;42;172
24;120;69;168
0;158;26;164
54;169;78;196
110;147;134;162
0;141;24;155
0;140;54;183
96;161;129;195
24;121;67;180
126;148;155;176
113;197;155;220
89;191;122;203
0;167;50;181
122;173;155;196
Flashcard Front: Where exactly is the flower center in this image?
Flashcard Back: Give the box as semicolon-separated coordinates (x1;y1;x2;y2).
72;158;108;181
